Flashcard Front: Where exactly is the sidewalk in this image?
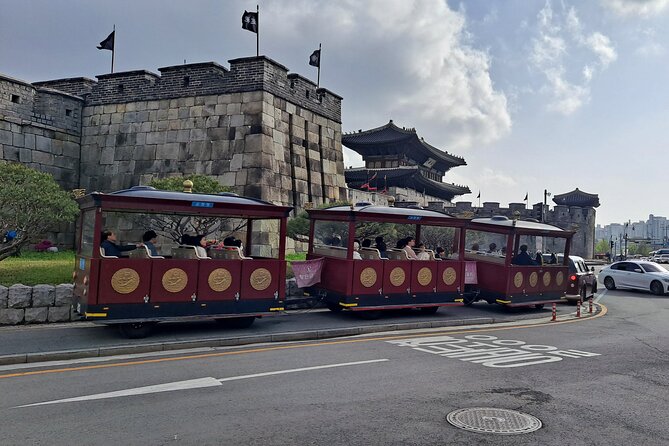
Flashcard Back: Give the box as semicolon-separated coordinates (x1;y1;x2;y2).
0;302;599;366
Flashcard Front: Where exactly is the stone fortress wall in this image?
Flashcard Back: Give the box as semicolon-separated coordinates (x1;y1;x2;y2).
1;57;347;213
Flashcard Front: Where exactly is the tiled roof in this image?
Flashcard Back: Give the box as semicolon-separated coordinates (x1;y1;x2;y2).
345;166;470;201
552;188;600;208
342;120;466;169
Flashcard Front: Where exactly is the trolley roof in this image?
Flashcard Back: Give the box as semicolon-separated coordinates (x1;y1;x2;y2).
470;216;572;236
307;204;466;226
78;186;293;218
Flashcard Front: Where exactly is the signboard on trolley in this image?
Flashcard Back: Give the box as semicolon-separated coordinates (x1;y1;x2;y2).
191;201;214;208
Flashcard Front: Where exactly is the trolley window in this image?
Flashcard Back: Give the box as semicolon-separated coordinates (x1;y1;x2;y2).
79;210;96;257
464;229;508;263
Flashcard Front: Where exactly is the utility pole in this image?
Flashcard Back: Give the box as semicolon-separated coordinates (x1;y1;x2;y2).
542;189;551;223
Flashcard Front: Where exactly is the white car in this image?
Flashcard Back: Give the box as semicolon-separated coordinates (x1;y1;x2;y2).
600;260;669;295
655;254;669;264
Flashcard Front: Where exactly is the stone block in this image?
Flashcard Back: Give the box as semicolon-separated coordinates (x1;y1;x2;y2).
8;284;31;308
146;132;166;145
24;307;48;324
0;285;7;308
55;284;74;306
156;143;180;160
48;306;71;322
230;153;243;171
0;308;24;325
0;130;12;145
31;284;55;307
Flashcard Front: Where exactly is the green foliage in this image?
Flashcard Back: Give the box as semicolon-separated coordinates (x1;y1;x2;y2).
0;250;74;286
0;162;79;261
149;175;232;194
595;239;611;254
287;201;351;239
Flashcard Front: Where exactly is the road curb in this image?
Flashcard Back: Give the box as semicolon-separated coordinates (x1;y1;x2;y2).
0;317;495;366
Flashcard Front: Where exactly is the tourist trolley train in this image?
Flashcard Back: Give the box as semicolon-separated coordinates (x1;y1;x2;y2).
73;185;292;338
305;204;467;314
73;187;574;337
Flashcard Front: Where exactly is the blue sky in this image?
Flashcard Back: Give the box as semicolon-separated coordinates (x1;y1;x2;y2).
1;0;667;225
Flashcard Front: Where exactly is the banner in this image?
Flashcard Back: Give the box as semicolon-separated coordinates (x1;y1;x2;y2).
291;257;324;288
464;261;478;284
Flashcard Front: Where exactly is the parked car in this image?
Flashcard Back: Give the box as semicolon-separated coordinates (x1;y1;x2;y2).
655;254;669;264
563;255;597;302
599;260;669;295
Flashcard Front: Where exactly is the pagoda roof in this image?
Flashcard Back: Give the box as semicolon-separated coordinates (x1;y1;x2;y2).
345;166;470;201
342;120;466;172
552;188;600;208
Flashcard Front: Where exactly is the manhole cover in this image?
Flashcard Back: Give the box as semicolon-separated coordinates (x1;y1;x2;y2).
446;407;542;435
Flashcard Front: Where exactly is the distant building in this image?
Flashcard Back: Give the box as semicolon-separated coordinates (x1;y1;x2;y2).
343;120;470;205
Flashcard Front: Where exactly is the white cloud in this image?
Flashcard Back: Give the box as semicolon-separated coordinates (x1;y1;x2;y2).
266;0;511;152
529;2;616;115
601;0;669;18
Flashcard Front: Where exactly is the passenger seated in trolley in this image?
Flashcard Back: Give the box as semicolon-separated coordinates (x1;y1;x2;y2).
511;244;537;266
142;230;160;256
416;243;431;260
402;237;419;260
352;240;363;260
375;236;388;258
100;230;142;257
180;234;210;259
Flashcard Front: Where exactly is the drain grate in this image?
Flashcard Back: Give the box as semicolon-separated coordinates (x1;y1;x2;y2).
446;407;542;435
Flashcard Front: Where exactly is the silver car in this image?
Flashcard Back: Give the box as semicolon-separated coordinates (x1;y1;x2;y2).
600;260;669;295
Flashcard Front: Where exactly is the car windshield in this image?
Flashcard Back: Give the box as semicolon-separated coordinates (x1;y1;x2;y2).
641;263;665;273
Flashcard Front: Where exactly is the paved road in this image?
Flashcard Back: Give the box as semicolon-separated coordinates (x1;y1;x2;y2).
0;288;666;445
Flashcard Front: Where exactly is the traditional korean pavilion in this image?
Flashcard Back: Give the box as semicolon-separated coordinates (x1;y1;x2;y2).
343;120;470;202
552;188;600;208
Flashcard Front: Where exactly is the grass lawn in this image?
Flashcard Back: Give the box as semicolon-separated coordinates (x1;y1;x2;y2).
0;251;75;286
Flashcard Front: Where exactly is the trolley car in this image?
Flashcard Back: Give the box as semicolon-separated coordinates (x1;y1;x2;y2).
73;186;291;338
463;216;573;308
305;204;467;315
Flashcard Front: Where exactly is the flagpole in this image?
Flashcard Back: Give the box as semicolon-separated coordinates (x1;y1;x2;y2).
317;43;321;88
111;24;115;73
256;5;259;57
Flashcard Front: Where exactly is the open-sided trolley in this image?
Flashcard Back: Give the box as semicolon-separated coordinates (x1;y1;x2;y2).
73;186;292;337
464;216;573;308
306;204;467;315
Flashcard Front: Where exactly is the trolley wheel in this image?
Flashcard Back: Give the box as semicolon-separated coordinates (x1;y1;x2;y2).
326;302;343;312
219;316;256;329
419;306;440;315
604;276;616;290
534;304;545;310
118;322;155;339
650;280;664;296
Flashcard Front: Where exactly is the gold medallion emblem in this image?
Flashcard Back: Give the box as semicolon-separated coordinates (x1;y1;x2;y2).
250;268;272;291
162;268;188;293
360;267;377;288
529;272;538;287
543;272;551;287
208;268;232;292
111;268;140;294
442;267;457;286
513;272;523;288
389;267;406;287
417;267;432;286
556;271;564;286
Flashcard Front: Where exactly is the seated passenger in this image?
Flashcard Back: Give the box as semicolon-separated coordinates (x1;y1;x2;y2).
352;240;362;260
488;243;497;253
535;251;543;265
435;247;445;259
100;230;141;257
403;237;419;260
548;252;557;264
142;230;160;256
181;234;209;259
375;236;387;258
512;244;537;265
471;243;480;252
361;239;372;248
416;243;431;260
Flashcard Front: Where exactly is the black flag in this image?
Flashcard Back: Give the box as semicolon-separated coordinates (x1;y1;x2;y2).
97;31;115;51
309;49;321;67
477;191;481;199
523;193;528;201
242;10;258;33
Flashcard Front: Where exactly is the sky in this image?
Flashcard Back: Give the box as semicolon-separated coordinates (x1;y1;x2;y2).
1;0;668;226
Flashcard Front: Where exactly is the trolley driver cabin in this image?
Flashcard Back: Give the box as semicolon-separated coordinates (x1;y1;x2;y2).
306;204;467;316
73;186;292;337
464;216;573;308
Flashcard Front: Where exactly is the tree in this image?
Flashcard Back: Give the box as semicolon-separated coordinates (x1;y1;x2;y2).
595;239;610;254
136;175;239;244
0;162;79;261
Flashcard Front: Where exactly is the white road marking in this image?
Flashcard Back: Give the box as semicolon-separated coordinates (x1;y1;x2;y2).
14;359;388;408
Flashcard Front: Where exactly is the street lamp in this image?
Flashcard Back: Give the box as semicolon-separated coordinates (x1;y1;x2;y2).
542;189;551;223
